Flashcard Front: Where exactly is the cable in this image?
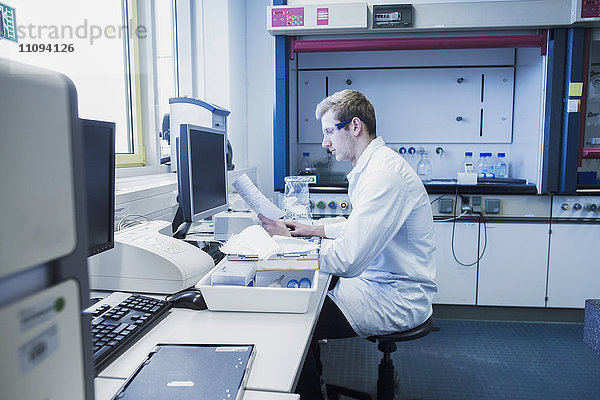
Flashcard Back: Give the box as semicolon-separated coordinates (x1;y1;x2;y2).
117;214;153;231
432;179;488;267
430;195;447;205
436;210;468;222
446;179;488;267
450;211;488;267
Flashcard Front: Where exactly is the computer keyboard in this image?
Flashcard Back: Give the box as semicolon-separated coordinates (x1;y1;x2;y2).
86;292;172;374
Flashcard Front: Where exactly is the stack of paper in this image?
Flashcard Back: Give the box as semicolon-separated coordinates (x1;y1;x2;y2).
220;225;319;260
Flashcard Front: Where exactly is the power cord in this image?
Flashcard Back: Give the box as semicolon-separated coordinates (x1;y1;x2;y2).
430;195;447;205
448;183;488;267
117;214;153;231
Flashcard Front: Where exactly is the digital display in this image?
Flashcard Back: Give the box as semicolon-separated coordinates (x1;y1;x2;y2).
372;5;413;28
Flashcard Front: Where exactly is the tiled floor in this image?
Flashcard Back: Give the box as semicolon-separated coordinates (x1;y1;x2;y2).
321;319;600;399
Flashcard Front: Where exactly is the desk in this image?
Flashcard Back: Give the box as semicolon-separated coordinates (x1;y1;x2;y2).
94;272;330;399
95;378;300;400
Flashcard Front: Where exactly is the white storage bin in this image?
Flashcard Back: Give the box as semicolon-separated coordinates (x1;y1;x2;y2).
196;260;319;313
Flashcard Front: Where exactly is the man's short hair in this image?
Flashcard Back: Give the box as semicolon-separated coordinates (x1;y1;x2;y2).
315;89;376;137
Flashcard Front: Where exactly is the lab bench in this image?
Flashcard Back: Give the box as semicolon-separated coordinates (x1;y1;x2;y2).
93;272;330;399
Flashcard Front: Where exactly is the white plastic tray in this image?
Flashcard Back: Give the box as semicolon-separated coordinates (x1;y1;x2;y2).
196;260;319;313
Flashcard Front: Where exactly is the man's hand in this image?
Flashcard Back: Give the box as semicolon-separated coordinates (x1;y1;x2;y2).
258;215;325;238
258;214;292;237
283;220;324;237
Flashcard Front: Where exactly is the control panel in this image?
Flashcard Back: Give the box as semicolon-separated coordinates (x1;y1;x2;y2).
310;193;352;217
277;192;352;217
552;196;600;220
267;3;368;35
580;0;600;18
271;7;304;27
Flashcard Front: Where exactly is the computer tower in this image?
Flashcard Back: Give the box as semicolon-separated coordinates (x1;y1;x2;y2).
0;58;94;399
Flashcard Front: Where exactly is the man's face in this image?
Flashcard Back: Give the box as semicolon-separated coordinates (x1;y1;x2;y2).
320;109;356;163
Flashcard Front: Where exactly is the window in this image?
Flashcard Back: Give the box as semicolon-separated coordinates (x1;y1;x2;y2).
0;0;146;166
152;0;176;162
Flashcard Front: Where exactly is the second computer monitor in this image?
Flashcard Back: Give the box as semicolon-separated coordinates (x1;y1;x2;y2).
178;124;229;226
81;118;116;256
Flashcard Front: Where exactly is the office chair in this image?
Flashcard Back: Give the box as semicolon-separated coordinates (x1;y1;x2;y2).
327;315;438;400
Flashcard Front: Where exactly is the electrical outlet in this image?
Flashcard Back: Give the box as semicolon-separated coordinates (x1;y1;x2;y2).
472;196;482;213
460;196;471;212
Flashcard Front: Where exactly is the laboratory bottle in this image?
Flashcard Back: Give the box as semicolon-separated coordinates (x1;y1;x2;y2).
495;153;508;178
484;153;495;178
476;153;487;177
417;151;432;182
477;153;495;178
489;153;497;177
463;152;475;173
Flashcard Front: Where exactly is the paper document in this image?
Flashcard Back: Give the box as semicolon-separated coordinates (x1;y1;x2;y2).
232;173;285;220
221;225;280;260
220;225;319;260
272;235;319;255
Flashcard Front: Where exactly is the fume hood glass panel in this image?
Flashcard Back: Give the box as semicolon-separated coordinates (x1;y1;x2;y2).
433;222;478;305
298;68;514;144
581;40;600;186
298;70;327;144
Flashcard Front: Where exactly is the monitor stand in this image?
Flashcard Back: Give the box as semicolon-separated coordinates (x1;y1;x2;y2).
171;204;192;239
172;204;183;234
173;221;192;239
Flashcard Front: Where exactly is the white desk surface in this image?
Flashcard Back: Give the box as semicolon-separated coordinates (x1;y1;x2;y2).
244;390;300;399
95;378;299;400
94;272;330;398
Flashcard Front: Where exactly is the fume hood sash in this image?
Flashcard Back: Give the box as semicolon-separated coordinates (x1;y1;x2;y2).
290;33;548;57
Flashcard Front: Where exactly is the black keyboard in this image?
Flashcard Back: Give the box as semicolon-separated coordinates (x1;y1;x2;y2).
86;292;172;374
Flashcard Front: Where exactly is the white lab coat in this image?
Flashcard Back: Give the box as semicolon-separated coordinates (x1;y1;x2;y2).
320;137;437;338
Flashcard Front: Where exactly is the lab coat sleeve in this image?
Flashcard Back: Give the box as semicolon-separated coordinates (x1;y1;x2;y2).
323;221;347;239
320;170;419;278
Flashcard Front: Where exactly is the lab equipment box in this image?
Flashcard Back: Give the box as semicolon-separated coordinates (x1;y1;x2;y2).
210;261;256;286
196;257;319;313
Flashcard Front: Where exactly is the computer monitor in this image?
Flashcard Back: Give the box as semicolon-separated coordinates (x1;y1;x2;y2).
81;119;116;256
174;124;229;238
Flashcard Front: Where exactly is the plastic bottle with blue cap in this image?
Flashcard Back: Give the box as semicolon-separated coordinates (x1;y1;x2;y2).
463;152;475;173
495;153;508;178
287;279;300;288
299;278;312;288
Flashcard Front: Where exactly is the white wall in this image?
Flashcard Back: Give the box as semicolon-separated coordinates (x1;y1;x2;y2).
245;0;276;197
195;0;249;171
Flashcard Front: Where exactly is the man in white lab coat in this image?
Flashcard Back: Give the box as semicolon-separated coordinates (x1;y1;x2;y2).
260;89;437;399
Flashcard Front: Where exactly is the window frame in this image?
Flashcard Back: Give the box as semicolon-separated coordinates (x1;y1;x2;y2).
116;0;146;168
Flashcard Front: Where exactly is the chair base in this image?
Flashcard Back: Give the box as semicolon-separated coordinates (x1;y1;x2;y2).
326;317;437;400
377;357;398;400
326;383;373;400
